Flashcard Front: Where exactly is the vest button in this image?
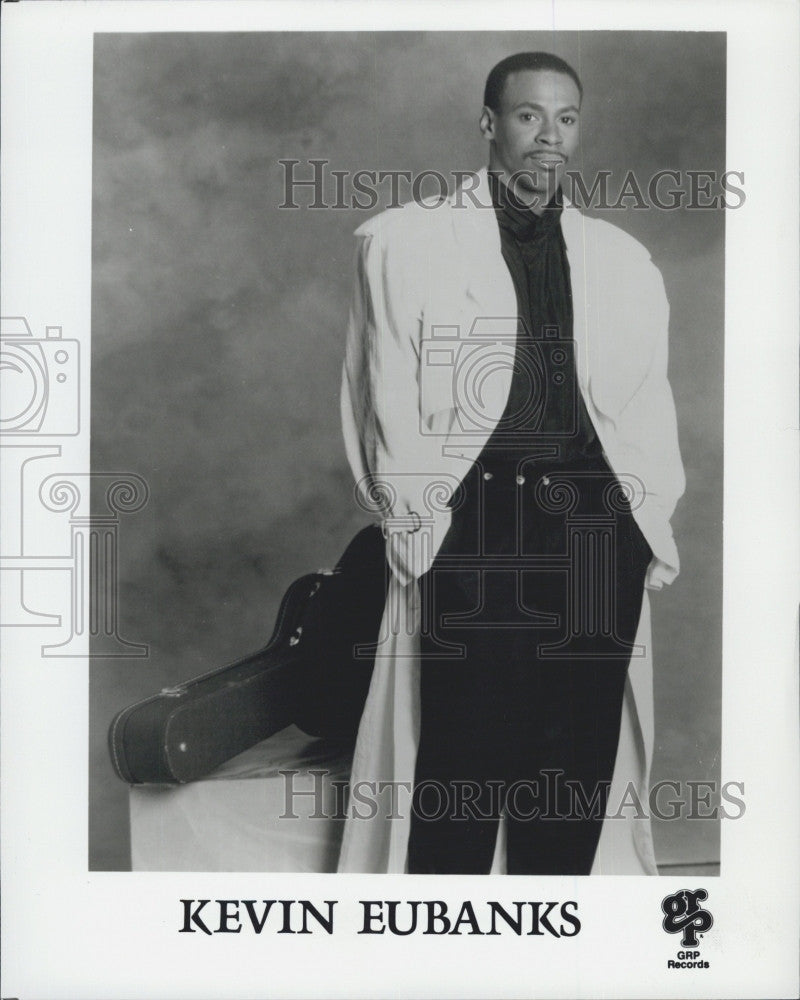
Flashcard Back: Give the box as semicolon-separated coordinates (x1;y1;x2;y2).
483;471;493;481
516;474;526;486
542;475;551;486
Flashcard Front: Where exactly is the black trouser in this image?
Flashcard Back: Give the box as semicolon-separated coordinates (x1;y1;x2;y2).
407;453;653;875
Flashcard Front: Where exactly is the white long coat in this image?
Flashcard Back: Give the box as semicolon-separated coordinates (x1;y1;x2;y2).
338;168;685;874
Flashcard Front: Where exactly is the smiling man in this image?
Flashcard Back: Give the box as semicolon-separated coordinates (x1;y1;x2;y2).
339;52;685;875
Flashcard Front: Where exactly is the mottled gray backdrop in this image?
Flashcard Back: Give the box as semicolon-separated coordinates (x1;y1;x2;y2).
91;31;725;870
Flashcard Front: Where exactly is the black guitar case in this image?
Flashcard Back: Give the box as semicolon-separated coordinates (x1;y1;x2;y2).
108;525;388;785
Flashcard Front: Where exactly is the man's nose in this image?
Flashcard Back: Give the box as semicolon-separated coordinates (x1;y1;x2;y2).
536;121;562;145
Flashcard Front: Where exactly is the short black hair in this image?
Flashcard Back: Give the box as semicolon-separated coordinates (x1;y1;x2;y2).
483;52;583;111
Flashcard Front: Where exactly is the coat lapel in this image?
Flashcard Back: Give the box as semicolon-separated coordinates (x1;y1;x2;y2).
559;201;591;395
452;169;516;317
440;169;517;446
561;199;657;418
450;169;650;422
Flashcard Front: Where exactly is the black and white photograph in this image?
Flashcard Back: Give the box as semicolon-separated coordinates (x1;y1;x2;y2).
91;29;726;879
1;2;798;998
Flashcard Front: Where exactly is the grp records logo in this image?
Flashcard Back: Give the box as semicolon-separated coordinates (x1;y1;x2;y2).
662;889;713;970
0;316;80;435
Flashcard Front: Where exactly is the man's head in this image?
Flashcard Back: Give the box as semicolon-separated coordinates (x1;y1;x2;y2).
480;52;582;209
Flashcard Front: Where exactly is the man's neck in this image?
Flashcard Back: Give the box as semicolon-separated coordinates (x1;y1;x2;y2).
487;164;558;216
488;165;558;216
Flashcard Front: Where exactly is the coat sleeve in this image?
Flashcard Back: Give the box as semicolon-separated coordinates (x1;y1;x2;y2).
611;259;686;589
340;214;457;585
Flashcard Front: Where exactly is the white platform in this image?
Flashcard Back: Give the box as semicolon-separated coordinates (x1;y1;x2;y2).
130;726;352;872
130;724;719;875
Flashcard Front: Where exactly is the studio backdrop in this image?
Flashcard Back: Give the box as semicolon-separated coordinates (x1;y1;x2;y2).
90;30;725;871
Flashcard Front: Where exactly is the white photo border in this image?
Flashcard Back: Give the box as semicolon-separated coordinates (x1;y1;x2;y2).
1;2;798;998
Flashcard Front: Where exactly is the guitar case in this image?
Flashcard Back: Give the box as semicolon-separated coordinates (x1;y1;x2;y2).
108;525;388;784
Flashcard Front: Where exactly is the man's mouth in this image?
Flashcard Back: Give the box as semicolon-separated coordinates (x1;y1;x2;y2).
527;153;566;167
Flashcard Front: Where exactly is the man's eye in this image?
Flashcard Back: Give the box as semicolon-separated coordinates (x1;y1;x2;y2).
560;116;577;125
520;113;539;122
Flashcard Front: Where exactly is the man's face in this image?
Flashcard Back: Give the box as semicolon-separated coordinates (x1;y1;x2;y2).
481;69;581;207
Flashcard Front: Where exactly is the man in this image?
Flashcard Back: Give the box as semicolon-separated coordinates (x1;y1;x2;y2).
339;52;684;875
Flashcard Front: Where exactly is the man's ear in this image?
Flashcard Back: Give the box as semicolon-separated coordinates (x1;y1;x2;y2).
479;106;495;141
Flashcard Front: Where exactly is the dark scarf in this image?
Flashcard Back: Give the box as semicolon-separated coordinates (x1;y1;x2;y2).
485;170;600;458
489;171;564;243
488;171;572;340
